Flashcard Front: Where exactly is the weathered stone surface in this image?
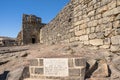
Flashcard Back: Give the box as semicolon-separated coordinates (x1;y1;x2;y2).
89;33;96;40
92;62;109;78
87;20;98;27
104;38;111;45
79;35;89;41
69;69;80;76
113;20;120;28
6;67;29;80
68;58;73;67
39;59;43;66
69;77;81;80
117;0;120;6
96;32;104;39
75;58;86;67
110;45;120;52
99;45;110;49
90;39;103;46
115;28;120;35
34;68;43;74
111;35;120;44
29;59;38;66
96;6;108;14
75;29;86;36
88;10;95;17
103;6;120;17
107;0;116;10
112;56;120;71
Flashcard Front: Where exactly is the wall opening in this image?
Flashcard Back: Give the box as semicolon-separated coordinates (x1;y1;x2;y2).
32;38;36;44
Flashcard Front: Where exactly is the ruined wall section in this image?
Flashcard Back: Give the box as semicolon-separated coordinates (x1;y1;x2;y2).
72;0;120;52
41;0;120;52
17;14;45;45
40;2;74;44
22;14;40;44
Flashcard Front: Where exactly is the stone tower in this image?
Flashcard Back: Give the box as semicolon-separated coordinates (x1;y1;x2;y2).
17;14;45;45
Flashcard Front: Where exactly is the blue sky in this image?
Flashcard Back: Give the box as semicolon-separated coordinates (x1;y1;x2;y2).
0;0;69;38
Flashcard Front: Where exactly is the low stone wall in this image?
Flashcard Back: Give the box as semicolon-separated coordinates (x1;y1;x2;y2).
40;0;120;52
24;58;86;80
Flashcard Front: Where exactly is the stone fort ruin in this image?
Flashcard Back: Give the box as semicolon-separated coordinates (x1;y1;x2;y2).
17;0;120;52
17;14;45;45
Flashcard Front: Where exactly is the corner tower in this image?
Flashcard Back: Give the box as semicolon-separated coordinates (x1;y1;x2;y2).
21;14;45;45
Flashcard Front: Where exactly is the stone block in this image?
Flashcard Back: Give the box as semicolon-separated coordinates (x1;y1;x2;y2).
92;63;109;78
104;38;111;44
91;27;95;33
111;35;120;44
30;67;34;74
74;20;84;26
84;41;89;45
115;28;120;35
80;67;85;77
70;37;75;42
103;6;120;17
88;10;95;17
113;20;120;28
96;6;108;14
102;16;114;24
100;45;110;49
89;33;96;39
69;77;81;80
112;56;120;71
117;0;120;6
88;20;98;27
75;29;86;36
75;58;86;67
116;14;120;20
90;39;103;46
95;25;101;32
68;58;74;67
74;25;79;32
108;0;116;10
34;68;43;74
96;32;104;39
86;28;91;34
80;23;87;29
69;69;80;76
79;35;89;41
95;14;102;19
94;2;101;9
39;59;43;66
29;59;38;66
110;45;120;52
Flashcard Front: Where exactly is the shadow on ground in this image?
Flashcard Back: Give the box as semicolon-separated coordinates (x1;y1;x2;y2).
0;71;9;80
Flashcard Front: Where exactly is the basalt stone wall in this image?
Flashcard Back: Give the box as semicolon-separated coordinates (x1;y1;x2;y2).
24;58;86;80
40;0;120;52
